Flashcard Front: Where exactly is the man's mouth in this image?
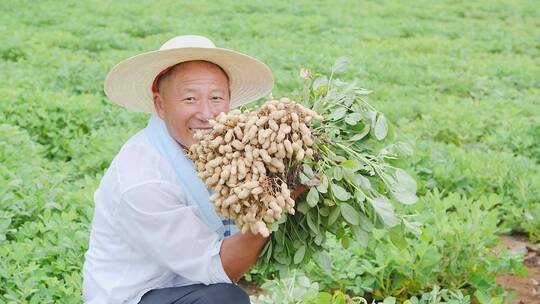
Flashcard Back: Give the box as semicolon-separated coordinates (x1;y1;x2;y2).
189;128;212;136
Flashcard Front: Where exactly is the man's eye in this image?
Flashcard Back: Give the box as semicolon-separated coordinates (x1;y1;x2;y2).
212;96;224;101
183;97;195;102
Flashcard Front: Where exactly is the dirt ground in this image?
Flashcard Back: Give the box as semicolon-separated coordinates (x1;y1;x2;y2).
495;235;540;304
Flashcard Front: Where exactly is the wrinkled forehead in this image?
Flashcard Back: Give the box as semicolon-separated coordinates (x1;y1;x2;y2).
154;60;230;94
172;60;229;81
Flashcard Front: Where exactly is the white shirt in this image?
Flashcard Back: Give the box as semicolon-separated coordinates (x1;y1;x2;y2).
82;129;231;304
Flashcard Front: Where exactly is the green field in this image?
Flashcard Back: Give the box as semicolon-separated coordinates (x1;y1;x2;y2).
1;0;539;303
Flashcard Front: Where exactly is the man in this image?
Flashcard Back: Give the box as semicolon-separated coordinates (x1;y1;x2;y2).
82;35;274;304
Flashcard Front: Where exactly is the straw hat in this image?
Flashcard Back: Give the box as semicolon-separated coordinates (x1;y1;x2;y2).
104;35;274;112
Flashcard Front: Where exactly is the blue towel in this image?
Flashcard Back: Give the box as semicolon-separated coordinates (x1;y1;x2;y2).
146;114;238;238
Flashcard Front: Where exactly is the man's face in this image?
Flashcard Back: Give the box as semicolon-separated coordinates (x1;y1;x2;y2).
153;61;231;148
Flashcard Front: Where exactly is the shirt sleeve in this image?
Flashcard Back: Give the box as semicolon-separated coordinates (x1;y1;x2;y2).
113;180;232;285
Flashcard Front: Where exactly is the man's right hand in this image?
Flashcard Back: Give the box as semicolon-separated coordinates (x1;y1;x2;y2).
220;184;307;283
219;231;268;283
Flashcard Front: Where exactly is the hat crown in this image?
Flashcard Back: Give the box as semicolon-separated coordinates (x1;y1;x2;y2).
159;35;216;50
105;35;273;113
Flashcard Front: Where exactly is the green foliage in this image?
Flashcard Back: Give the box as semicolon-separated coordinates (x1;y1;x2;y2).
257;67;419;275
1;124;97;302
252;272;473;304
305;191;524;302
0;88;146;173
409;141;540;240
404;286;471;304
251;271;321;304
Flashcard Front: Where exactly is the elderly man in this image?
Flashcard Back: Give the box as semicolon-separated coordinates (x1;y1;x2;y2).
82;36;274;304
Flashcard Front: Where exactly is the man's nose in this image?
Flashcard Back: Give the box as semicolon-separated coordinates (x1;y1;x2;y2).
198;99;213;120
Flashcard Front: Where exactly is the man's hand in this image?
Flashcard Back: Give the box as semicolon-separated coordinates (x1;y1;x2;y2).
219;232;268;283
219;184;308;283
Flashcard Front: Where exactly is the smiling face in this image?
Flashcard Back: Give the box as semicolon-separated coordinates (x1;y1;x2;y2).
152;61;231;148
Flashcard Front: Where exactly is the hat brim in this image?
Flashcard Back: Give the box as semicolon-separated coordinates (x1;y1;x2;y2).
104;47;274;112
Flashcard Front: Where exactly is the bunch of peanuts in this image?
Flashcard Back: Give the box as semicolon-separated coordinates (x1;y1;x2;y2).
188;98;323;237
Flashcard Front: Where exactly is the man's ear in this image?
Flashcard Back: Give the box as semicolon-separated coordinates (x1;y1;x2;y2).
153;92;166;119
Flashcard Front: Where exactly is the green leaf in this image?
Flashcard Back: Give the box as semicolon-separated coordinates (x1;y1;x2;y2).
340;203;359;225
303;164;315;179
396;142;413;156
299;172;311;184
314;233;324;245
366;110;377;126
333;167;343;181
297;201;310;214
370;196;398;227
275;230;285;245
312;75;328;91
358;213;373;232
313;251;332;272
344;112;362;125
336;228;346;240
391;169;418;204
340;159;356;169
372;228;386;240
352;226;369;247
474;290;490;304
277;214;287;224
333;291;347;304
342;168;356;182
307;212;319;234
373;114;388;140
356;190;366;202
395;169;417;191
332;56;349;74
350;125;370;141
403;218;422;235
511;259;529;277
354;174;372;190
382;297;397;304
293;245;306;264
389;227;408;249
323;198;335;207
328;107;347;120
331;183;350;201
341;236;350;248
269;221;280;232
319;206;330;216
262;241;272;263
328;206;341;226
316;175;328;193
314;292;332;303
393;191;418;205
306;187;319;207
349;120;366;132
274;253;291;265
